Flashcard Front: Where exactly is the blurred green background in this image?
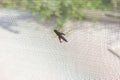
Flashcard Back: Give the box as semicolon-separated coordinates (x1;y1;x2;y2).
0;0;119;30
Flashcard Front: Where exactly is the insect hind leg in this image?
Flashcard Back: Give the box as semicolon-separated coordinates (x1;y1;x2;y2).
61;36;68;42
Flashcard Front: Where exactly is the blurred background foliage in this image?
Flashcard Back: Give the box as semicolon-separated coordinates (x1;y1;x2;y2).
0;0;119;30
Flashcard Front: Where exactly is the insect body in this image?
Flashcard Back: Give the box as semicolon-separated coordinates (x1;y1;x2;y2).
54;30;68;43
